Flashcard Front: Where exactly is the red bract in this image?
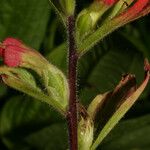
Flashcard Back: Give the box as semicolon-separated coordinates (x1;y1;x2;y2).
116;0;149;22
0;37;49;75
3;45;25;67
0;38;25;67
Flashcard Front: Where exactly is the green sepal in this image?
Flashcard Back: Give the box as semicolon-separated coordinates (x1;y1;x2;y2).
20;47;69;113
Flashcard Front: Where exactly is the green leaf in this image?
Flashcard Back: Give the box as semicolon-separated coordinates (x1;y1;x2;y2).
0;96;65;150
0;0;50;49
101;114;150;150
42;63;69;111
119;23;150;59
25;123;67;150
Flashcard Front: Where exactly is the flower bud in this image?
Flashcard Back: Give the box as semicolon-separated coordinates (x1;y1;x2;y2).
76;10;93;41
0;38;69;113
0;37;49;75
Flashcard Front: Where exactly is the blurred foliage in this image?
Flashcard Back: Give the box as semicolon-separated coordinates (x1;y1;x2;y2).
0;0;150;149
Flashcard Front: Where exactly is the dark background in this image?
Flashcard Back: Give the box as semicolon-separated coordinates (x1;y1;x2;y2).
0;0;150;149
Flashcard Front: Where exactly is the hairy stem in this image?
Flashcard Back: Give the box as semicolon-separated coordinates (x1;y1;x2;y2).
67;16;78;150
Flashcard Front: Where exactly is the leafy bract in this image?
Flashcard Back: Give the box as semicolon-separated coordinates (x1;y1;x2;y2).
89;61;150;149
0;64;69;114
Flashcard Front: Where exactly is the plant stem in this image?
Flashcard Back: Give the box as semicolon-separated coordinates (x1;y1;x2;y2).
67;15;78;150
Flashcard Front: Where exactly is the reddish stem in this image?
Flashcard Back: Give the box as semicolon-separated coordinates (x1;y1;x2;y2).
67;16;78;150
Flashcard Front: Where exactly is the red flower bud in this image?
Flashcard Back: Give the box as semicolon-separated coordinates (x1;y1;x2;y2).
0;38;25;67
3;45;25;67
0;37;49;76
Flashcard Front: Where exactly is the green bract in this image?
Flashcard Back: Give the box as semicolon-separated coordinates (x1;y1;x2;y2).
0;61;69;114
